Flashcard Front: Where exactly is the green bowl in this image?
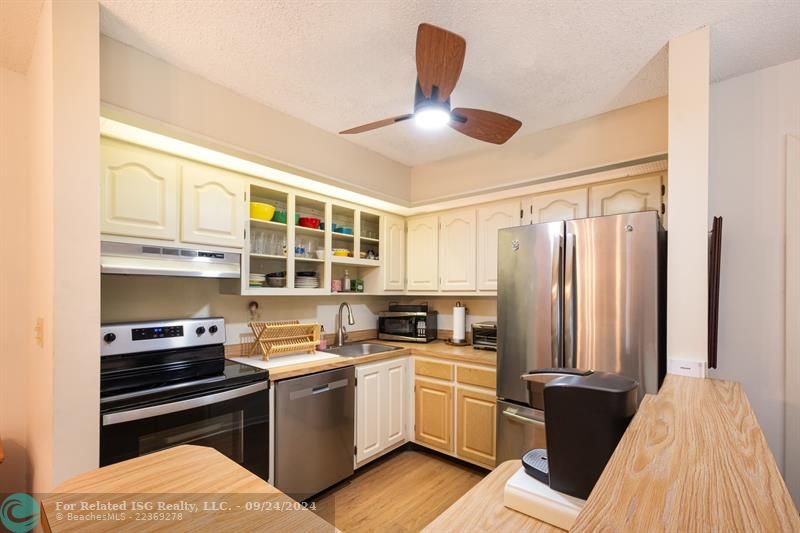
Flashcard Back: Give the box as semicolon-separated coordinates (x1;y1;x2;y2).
272;210;287;224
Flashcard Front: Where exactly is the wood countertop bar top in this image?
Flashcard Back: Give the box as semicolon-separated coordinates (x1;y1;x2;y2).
571;374;800;532
422;460;562;532
231;340;496;381
430;375;799;532
40;445;336;532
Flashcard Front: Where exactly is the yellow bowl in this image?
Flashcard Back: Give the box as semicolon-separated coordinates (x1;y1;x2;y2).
333;249;350;257
250;202;275;221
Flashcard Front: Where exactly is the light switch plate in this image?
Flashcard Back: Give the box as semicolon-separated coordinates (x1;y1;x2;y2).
667;359;707;378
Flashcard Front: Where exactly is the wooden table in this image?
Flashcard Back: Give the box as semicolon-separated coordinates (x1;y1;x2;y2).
40;445;337;532
423;460;562;532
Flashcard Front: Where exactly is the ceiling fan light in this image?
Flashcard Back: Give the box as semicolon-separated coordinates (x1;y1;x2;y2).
414;107;451;129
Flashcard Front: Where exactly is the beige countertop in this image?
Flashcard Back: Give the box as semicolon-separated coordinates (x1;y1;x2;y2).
40;445;335;532
431;374;800;533
230;339;495;381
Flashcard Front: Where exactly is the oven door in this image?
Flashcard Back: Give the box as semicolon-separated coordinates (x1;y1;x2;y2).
100;381;268;480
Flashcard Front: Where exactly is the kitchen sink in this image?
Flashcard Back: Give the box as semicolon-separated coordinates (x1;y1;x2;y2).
321;342;402;358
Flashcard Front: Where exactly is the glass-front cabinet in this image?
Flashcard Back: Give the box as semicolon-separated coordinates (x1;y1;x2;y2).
222;180;384;295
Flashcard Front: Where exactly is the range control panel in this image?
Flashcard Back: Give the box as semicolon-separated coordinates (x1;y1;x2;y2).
132;325;184;341
101;317;226;357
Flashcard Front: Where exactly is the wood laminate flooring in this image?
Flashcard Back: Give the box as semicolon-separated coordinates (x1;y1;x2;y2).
311;448;486;533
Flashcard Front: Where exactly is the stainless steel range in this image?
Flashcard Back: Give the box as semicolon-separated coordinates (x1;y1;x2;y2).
100;317;269;480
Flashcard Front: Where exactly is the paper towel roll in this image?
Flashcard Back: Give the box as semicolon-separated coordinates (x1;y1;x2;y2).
452;303;466;342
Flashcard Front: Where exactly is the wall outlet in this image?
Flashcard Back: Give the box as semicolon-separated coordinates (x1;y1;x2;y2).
667;359;707;378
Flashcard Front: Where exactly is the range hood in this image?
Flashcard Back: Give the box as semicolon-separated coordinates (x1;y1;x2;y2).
101;241;241;279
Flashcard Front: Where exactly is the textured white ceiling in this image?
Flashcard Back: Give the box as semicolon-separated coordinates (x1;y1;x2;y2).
98;0;800;166
0;0;43;73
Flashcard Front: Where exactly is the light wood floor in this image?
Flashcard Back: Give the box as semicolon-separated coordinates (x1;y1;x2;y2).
311;448;486;532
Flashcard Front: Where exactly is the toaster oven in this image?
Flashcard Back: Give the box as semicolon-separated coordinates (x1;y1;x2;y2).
472;321;497;351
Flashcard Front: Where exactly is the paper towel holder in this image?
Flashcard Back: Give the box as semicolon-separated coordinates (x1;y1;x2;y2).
446;301;470;347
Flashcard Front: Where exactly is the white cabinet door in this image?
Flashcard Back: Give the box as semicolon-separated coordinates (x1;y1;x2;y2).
355;357;409;465
477;200;521;291
588;175;663;217
439;208;477;291
101;140;179;241
407;215;439;291
525;188;588;224
383;215;406;291
181;162;246;248
355;363;383;464
384;358;407;447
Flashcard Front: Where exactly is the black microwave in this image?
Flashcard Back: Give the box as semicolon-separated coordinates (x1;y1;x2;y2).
378;310;438;343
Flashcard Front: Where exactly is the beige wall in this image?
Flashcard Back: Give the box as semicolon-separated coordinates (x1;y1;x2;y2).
709;59;800;484
666;28;710;368
8;0;100;493
25;0;54;493
0;66;31;492
50;0;100;488
409;97;667;203
99;35;411;205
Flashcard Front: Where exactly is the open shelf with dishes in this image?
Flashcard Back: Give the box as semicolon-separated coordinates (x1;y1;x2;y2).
247;186;289;291
222;181;386;296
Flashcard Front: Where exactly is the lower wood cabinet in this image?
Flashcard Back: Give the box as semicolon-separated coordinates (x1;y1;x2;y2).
414;379;454;453
355;357;411;465
413;358;497;468
456;388;497;468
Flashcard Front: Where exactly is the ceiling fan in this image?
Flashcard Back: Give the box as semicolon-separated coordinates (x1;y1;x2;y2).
340;23;522;145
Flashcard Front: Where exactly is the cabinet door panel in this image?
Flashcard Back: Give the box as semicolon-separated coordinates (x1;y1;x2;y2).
439;208;476;291
456;388;496;468
383;215;406;291
101;140;178;241
181;162;245;248
384;360;407;447
407;215;439;291
356;364;383;463
414;379;453;453
477;200;520;290
526;188;588;224
589;175;662;217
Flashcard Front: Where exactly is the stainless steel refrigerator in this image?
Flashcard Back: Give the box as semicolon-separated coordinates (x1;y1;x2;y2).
496;210;666;463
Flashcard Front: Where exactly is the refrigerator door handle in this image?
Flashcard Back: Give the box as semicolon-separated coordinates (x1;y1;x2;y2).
564;232;576;368
501;406;545;426
550;234;564;368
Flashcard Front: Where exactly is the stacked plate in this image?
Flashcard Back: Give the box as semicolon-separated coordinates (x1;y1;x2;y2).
249;273;266;287
295;271;320;289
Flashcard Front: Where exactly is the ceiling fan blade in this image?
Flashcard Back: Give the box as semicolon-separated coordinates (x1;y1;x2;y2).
339;114;413;134
449;108;522;144
416;23;466;102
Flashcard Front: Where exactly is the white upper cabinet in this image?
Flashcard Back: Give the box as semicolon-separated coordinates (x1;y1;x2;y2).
588;175;663;217
181;162;246;249
477;200;521;291
526;188;588;224
355;357;409;465
439;208;477;291
407;215;439;291
101;140;179;241
383;215;406;291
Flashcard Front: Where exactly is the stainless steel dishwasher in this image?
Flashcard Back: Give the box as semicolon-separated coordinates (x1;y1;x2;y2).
274;366;354;500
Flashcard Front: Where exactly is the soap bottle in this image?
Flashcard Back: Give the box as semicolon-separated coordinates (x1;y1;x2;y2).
343;269;351;292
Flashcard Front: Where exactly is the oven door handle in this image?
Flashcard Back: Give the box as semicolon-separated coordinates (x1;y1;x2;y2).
102;381;268;426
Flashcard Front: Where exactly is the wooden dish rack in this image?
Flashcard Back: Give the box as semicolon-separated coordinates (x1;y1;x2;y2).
248;321;321;360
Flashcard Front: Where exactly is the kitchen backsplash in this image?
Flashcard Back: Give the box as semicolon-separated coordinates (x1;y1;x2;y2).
101;276;498;345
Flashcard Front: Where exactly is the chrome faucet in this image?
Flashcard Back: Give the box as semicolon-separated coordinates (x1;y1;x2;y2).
335;302;355;347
